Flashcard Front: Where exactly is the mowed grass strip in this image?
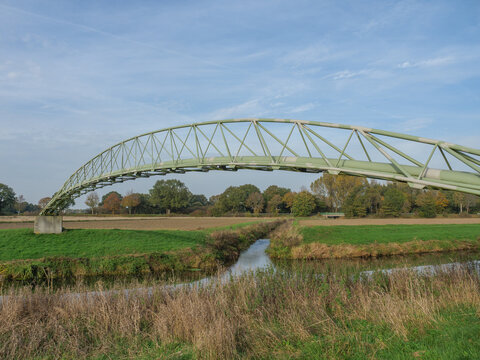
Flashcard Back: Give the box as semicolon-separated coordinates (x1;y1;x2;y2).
301;224;480;245
0;228;207;261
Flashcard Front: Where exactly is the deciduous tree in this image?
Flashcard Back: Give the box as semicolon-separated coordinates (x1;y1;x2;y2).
381;187;406;217
291;191;316;217
0;183;16;215
213;184;260;214
121;192;141;215
453;192;466;213
103;193;121;215
38;197;52;209
267;194;283;214
85;192;99;215
416;191;437;218
149;179;191;214
310;174;367;212
434;191;449;214
282;192;296;212
14;195;27;215
246;192;264;214
100;191;122;206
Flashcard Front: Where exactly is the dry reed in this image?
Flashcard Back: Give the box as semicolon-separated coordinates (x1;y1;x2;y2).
1;266;479;359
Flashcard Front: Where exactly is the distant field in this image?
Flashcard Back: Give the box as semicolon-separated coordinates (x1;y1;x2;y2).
299;217;480;226
301;224;480;245
0;216;272;230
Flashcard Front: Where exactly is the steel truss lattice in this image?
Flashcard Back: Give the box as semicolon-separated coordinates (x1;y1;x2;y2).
41;118;480;215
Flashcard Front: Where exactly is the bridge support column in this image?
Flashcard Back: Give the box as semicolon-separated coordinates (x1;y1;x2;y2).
34;216;63;234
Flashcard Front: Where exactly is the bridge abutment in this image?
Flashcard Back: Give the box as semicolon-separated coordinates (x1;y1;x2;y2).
34;216;63;234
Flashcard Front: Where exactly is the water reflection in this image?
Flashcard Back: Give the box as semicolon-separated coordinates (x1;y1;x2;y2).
272;249;480;276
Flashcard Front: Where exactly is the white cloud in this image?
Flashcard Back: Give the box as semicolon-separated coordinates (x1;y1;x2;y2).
279;44;350;68
289;103;315;113
208;99;266;120
397;118;435;132
325;69;370;80
397;56;454;69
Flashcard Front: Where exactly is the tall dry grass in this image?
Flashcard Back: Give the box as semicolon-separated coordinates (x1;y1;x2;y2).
268;221;480;259
1;266;480;359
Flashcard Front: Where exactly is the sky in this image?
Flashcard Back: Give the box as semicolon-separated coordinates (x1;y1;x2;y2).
1;0;480;207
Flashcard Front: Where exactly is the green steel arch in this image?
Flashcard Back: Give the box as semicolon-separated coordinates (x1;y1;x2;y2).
40;118;480;215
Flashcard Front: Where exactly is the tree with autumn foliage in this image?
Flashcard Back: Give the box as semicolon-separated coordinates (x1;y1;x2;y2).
267;194;283;214
121;191;141;215
38;197;52;209
415;191;437;218
245;192;264;215
282;192;296;213
434;191;449;214
103;192;121;215
310;173;367;212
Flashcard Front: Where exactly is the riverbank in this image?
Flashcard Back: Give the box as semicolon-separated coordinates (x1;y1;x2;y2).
268;221;480;259
0;221;282;283
1;266;479;359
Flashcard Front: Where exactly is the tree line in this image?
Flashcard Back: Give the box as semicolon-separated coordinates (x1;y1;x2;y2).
1;175;479;217
83;175;480;218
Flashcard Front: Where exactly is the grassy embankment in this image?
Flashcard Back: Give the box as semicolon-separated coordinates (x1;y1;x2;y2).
268;221;480;259
0;220;281;283
1;267;480;359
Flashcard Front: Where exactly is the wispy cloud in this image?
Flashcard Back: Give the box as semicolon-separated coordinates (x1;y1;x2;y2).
1;0;479;204
288;103;316;113
397;56;454;69
397;118;435;132
208;99;266;120
324;69;370;80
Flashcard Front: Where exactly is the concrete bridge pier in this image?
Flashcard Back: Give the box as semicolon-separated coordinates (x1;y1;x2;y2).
34;216;63;234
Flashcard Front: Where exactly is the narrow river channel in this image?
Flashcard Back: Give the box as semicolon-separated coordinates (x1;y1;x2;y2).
2;239;480;304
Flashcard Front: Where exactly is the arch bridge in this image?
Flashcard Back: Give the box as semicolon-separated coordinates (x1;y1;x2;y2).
40;118;480;216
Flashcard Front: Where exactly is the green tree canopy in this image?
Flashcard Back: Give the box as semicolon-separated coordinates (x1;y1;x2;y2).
149;179;192;214
382;187;407;217
344;186;368;217
416;191;437;218
263;185;291;203
214;184;260;214
310;174;367;212
0;184;16;215
291;191;316;217
189;194;208;207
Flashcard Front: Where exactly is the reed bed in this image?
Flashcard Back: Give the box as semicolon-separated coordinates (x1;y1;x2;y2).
1;265;480;359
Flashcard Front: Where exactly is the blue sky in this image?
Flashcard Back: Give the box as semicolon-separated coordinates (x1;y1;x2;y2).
1;0;479;206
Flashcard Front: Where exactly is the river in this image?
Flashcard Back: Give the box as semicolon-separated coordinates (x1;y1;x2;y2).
2;239;480;302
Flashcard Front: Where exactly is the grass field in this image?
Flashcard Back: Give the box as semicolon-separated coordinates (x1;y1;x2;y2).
0;220;268;262
0;221;281;282
301;224;480;245
0;228;207;261
269;222;480;259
